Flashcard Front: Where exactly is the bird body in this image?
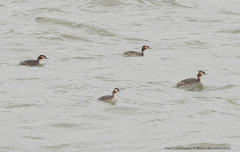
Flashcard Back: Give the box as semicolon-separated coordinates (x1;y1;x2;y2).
98;88;120;104
19;55;48;66
177;71;206;87
124;46;151;57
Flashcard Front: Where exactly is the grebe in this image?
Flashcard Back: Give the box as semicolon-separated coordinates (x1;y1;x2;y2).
177;71;207;87
124;45;151;56
19;55;48;66
98;88;120;103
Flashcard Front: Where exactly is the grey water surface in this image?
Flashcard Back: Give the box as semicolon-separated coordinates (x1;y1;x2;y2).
0;0;240;151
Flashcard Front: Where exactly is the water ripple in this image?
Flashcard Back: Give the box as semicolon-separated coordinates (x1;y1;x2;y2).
36;17;85;29
87;0;124;7
60;34;92;42
219;29;240;34
23;136;43;140
5;103;40;109
184;40;210;49
52;123;79;129
28;7;67;14
187;142;231;148
214;85;236;91
226;98;240;106
36;17;117;37
162;0;196;8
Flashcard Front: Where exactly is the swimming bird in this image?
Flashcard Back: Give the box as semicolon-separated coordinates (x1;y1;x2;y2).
19;55;48;66
98;88;120;104
177;71;207;87
124;45;151;56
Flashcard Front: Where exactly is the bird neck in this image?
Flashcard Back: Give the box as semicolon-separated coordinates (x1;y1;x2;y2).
112;92;117;97
197;75;202;82
37;59;43;64
141;49;144;56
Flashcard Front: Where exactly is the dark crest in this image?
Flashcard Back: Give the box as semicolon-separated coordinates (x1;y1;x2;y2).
114;88;120;92
198;71;206;76
142;46;151;51
38;55;48;59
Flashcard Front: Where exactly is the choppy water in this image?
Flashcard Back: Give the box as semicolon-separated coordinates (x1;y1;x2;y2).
1;0;240;151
